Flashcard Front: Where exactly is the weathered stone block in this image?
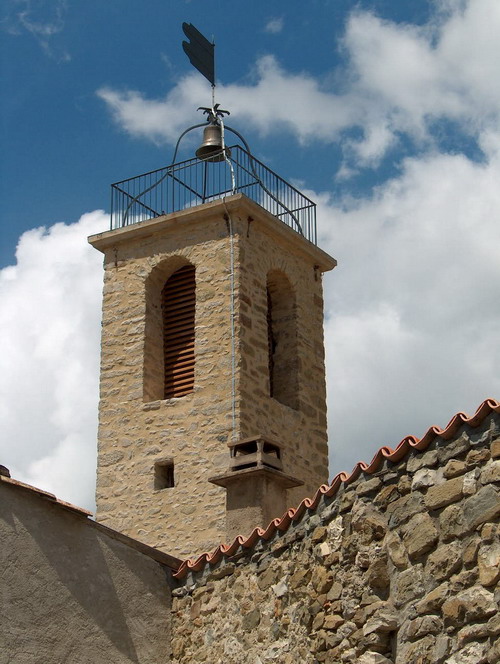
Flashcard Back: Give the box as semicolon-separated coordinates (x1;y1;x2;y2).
477;541;500;586
394;564;424;607
311;566;334;594
356;654;393;664
411;467;437;490
415;582;450;615
386;492;425;529
443;459;466;478
463;484;500;530
446;641;490;664
385;531;408;569
425;541;462;582
406;450;438;472
481;460;500;485
402;512;438;559
424;476;463;510
491;439;500;458
363;609;399;636
439;503;465;541
442;585;496;626
437;434;470;463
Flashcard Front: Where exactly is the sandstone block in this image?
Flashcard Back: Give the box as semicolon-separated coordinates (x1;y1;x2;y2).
481;459;500;484
415;582;450;615
398;635;435;664
425;541;462;582
491;439;500;458
466;447;491;467
324;614;344;630
439;503;465;541
386;492;425;529
477;541;500;586
402;512;438;559
457;622;490;647
437;434;470;463
463;484;500;530
411;467;437;490
404;614;443;640
446;641;489;664
385;531;408;569
311;566;334;594
374;483;399;508
443;459;466;478
424;476;463;510
355;654;393;664
406;450;438;472
363;610;399;636
442;585;496;625
394;564;424;607
366;556;389;590
463;535;480;566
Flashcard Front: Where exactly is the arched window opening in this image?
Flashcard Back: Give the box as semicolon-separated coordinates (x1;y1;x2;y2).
266;271;298;409
162;264;196;399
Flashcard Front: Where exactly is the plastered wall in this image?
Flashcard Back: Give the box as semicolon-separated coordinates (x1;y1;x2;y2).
1;481;173;664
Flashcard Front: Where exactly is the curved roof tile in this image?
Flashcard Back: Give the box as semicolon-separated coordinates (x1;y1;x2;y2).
173;398;500;579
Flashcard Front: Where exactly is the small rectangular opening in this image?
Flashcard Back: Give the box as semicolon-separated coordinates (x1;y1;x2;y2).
154;460;174;490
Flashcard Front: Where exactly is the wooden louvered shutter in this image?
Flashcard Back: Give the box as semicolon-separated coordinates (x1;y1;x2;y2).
162;265;195;399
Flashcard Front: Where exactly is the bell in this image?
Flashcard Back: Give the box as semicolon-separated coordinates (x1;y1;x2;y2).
196;123;231;162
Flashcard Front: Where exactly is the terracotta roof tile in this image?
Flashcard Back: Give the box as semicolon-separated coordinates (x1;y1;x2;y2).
173;397;500;579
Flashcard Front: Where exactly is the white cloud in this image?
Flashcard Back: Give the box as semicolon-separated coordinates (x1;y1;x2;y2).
264;17;284;34
320;143;500;474
3;0;70;61
3;0;500;512
3;143;499;507
98;0;500;170
0;211;105;509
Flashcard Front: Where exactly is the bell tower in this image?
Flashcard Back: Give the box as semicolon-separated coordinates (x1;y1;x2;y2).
89;26;336;557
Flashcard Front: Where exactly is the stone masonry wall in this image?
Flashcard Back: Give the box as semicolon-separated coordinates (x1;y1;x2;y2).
90;196;335;558
170;411;500;664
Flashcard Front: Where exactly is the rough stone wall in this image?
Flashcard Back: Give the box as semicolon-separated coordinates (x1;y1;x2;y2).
238;213;332;508
170;413;500;664
92;211;235;557
1;481;172;664
89;195;334;558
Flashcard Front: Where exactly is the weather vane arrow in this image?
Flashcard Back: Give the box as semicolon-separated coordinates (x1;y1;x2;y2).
182;22;215;87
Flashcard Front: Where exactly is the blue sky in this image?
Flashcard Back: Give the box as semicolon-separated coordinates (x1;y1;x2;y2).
1;0;500;516
1;0;435;268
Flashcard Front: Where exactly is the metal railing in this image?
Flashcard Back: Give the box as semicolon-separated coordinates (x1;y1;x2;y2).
110;145;317;244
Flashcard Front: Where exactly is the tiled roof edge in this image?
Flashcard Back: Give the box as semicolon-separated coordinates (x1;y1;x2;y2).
173;397;500;580
0;475;93;517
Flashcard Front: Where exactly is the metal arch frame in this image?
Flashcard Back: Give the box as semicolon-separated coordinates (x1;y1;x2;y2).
120;120;303;235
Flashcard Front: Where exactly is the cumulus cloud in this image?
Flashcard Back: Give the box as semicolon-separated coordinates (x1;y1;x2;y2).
3;0;500;510
320;144;500;474
98;0;500;170
0;211;105;509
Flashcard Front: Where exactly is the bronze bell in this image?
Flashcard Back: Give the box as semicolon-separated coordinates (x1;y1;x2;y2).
196;123;231;162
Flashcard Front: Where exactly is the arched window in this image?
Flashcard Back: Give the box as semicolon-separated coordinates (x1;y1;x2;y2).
266;270;298;409
161;264;196;399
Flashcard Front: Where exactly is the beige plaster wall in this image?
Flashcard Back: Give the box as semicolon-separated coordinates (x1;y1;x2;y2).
0;482;172;664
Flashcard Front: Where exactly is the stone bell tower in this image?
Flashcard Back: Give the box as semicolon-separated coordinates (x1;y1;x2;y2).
89;131;335;558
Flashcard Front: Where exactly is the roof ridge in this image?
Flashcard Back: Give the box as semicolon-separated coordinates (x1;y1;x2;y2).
173;397;500;579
